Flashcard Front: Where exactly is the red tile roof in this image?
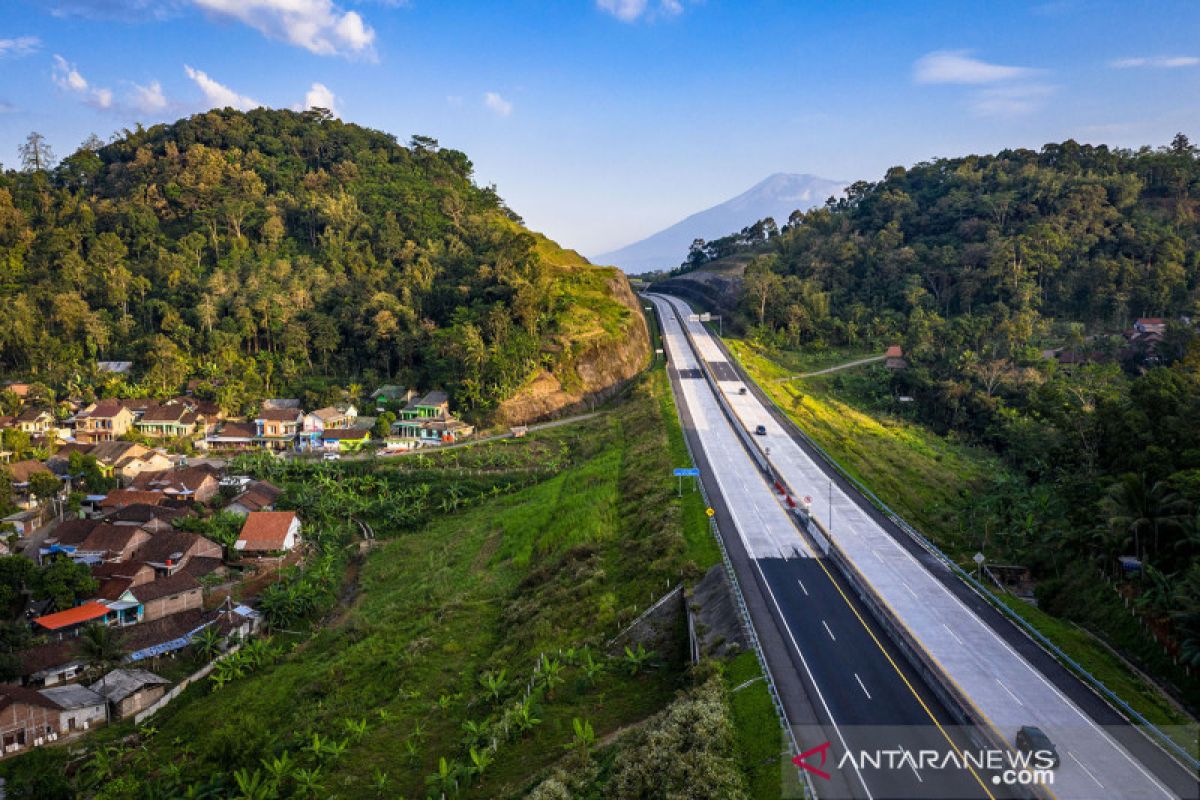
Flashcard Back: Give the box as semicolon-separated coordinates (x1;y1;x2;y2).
33;601;112;631
0;683;63;712
99;489;167;509
257;408;303;422
237;511;299;552
885;345;904;358
76;399;126;419
6;459;52;483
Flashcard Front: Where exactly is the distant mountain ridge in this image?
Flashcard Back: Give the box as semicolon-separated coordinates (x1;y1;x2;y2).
595;173;847;273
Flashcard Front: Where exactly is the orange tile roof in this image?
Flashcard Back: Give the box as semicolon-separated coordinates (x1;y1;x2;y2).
33;601;111;630
237;511;299;552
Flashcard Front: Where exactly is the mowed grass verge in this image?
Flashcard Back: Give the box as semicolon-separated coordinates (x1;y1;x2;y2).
726;338;995;559
726;338;1198;759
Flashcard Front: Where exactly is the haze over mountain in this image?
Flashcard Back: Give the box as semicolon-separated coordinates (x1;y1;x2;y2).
595;173;847;273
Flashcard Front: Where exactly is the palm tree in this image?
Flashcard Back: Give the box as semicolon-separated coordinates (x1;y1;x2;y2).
80;623;125;721
192;626;223;662
1100;473;1189;563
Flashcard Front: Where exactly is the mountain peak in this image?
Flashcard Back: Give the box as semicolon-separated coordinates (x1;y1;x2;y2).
595;173;847;273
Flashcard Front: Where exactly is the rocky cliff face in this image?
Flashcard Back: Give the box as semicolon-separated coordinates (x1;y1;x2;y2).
496;273;650;425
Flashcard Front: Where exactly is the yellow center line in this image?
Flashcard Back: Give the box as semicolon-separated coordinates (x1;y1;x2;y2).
768;487;999;800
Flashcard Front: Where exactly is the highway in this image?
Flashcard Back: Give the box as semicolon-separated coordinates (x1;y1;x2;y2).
650;294;1015;800
656;292;1198;800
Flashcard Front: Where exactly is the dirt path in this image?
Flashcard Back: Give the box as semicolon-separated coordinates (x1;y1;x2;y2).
774;354;884;382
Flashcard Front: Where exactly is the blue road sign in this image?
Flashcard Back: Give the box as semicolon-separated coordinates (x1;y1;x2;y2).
673;468;700;477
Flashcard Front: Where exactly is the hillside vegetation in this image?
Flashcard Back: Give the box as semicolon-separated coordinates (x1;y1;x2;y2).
0;372;782;799
671;135;1200;708
0;110;646;419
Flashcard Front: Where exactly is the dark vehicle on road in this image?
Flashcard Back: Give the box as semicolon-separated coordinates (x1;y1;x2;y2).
739;386;748;395
1015;726;1060;768
754;424;767;436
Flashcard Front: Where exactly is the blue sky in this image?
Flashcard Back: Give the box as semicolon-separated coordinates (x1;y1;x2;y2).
2;0;1198;255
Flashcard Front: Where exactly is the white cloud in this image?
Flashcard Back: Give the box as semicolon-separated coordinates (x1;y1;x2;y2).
913;50;1037;84
52;54;114;108
184;64;260;111
483;91;513;117
293;82;339;115
1110;55;1199;69
970;84;1057;117
131;80;169;113
192;0;376;58
0;36;41;58
596;0;683;22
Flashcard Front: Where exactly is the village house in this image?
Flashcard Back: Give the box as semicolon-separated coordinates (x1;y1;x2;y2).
254;408;303;450
135;403;200;439
39;518;101;562
399;390;450;420
87;441;173;485
32;602;116;641
131;465;220;503
388;390;474;448
204;420;256;451
131;572;203;622
90;669;169;719
74;400;135;444
303;405;357;433
1133;317;1167;335
223;480;283;516
2;507;49;539
74;523;152;563
0;684;62;755
39;684;107;733
93;580;144;627
371;385;417;405
235;511;301;555
884;345;907;370
319;427;372;452
118;398;159;422
6;459;54;495
91;560;156;588
137;528;223;577
98;489;171;511
392;416;474;446
15;409;54;435
18;641;87;688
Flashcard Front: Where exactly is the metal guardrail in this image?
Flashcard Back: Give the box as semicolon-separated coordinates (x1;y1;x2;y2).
646;297;812;799
703;324;1200;774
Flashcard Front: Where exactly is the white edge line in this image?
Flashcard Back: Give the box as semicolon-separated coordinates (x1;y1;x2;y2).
650;295;875;800
671;295;1179;799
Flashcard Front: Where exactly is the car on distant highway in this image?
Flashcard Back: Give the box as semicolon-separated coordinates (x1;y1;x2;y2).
754;424;767;436
1015;725;1060;768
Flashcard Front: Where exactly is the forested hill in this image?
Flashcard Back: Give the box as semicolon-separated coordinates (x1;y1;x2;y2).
0;108;647;418
683;135;1199;345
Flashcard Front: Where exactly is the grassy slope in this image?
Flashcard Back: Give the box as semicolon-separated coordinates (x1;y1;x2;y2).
727;338;995;558
725;338;1198;753
51;366;786;798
